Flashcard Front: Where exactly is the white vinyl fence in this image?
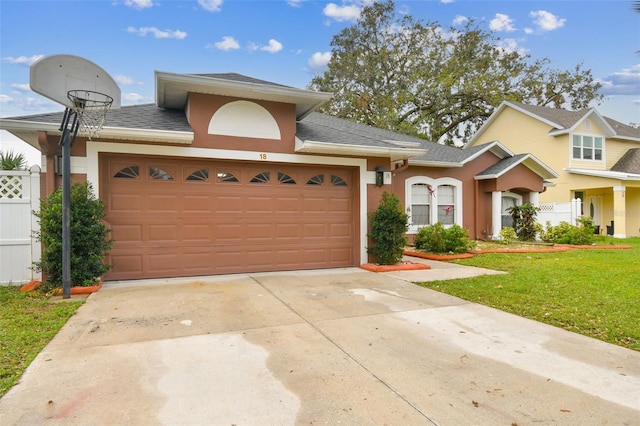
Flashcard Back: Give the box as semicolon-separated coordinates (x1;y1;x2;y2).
537;198;583;227
0;166;41;285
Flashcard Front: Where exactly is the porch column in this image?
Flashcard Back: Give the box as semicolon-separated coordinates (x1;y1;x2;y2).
613;186;626;238
492;191;502;239
529;191;539;208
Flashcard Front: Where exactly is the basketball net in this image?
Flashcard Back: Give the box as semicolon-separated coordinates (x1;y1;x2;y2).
67;90;113;140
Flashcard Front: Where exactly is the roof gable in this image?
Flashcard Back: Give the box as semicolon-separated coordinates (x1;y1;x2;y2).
467;101;640;146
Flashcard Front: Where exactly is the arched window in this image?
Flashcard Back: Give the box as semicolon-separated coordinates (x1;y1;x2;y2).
405;176;462;233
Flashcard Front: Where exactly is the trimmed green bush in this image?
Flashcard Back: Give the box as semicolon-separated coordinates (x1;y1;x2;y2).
33;181;113;288
367;192;408;265
499;226;517;244
414;223;474;254
539;217;596;245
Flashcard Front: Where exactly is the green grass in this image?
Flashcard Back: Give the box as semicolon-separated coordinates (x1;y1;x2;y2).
0;286;83;397
415;237;640;351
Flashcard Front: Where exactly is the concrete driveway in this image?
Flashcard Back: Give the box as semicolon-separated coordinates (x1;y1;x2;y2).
1;264;639;425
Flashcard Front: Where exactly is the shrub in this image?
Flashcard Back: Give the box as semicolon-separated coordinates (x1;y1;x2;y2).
499;227;517;244
33;181;114;288
415;223;474;254
507;203;540;241
0;149;27;171
367;192;408;265
539;217;596;245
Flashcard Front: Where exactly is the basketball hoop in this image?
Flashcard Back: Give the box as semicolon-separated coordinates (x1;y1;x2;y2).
67;90;113;140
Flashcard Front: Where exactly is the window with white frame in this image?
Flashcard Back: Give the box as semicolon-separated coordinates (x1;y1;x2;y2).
410;183;432;226
405;177;462;232
572;134;603;161
437;185;455;225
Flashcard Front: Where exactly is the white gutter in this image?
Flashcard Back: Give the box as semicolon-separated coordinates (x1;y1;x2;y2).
565;168;640;181
0;118;194;145
295;137;427;159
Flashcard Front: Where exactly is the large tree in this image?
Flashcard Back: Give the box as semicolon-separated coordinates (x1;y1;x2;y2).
309;0;603;145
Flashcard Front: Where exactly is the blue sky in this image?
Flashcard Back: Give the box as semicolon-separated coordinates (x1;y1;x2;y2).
1;0;639;162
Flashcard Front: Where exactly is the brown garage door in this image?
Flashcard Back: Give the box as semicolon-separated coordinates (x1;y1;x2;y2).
100;154;358;280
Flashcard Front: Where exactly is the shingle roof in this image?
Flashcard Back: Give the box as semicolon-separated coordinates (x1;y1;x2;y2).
508;101;640;138
508;101;588;130
296;112;430;150
7;103;192;132
611;148;640;173
476;154;529;177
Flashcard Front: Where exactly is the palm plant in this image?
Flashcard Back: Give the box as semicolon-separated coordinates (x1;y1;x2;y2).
0;150;27;171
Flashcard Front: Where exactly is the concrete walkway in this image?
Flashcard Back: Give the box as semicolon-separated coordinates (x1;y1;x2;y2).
1;263;638;425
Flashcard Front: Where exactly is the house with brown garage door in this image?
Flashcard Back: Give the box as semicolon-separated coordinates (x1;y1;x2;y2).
0;72;557;281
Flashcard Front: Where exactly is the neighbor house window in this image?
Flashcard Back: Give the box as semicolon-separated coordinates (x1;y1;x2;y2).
572;134;603;161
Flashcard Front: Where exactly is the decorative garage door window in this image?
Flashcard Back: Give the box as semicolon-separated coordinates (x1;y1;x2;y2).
112;164;349;188
113;166;139;179
278;172;296;184
250;171;270;183
149;166;174;181
186;168;209;181
331;175;347;186
217;170;239;182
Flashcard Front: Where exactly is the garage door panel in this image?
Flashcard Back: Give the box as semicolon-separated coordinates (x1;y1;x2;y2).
109;193;142;212
148;224;179;243
102;155;358;280
148;195;179;212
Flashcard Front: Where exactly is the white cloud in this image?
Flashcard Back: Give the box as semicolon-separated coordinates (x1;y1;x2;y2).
212;36;240;51
114;75;143;85
529;10;566;32
10;83;31;91
489;13;515;32
308;52;331;71
598;64;640;96
261;39;283;53
198;0;223;12
2;55;44;66
440;0;454;3
121;92;151;104
452;15;468;26
0;94;12;103
124;0;154;10
323;3;361;22
127;27;187;39
287;0;304;6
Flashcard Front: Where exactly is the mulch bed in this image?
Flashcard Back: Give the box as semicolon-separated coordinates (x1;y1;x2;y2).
361;261;431;272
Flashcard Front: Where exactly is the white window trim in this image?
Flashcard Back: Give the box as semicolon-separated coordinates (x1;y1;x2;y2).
405;176;462;234
570;133;605;162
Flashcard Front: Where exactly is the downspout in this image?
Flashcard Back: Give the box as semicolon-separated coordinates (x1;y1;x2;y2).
392;159;409;174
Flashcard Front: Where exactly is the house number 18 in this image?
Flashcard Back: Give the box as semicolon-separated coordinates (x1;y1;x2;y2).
259;153;267;160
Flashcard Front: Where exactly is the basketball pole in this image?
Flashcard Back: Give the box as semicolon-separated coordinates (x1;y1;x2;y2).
59;108;80;299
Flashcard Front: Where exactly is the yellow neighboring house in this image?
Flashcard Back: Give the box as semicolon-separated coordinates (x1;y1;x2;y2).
466;101;640;238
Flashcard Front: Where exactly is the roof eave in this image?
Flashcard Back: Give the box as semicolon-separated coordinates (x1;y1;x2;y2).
0;118;194;145
565;167;640;181
295;138;427;160
156;71;333;120
409;159;463;168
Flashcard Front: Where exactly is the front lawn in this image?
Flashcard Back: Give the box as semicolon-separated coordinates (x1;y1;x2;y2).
0;286;83;397
415;237;640;351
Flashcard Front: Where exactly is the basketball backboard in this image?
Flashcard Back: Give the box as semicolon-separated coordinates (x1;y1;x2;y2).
30;54;121;109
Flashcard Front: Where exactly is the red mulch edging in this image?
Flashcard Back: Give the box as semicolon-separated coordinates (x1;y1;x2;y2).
361;262;431;272
20;279;102;295
404;250;475;261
